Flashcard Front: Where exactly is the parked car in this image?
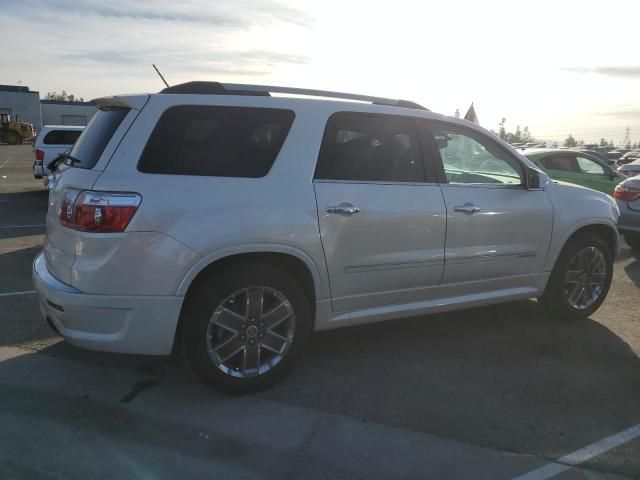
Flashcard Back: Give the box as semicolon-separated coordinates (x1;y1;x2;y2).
617;160;640;178
613;177;640;250
617;150;640;166
33;125;84;184
524;149;625;194
606;149;630;161
33;82;620;393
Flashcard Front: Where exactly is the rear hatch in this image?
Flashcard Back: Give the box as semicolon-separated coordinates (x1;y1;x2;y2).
44;97;147;284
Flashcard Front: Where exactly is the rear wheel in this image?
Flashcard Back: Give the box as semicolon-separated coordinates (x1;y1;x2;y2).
539;233;613;320
181;263;312;394
624;233;640;251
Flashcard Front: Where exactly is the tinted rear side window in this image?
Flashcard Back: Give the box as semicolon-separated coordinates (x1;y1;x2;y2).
43;130;82;145
70;108;129;169
314;112;424;183
138;106;295;178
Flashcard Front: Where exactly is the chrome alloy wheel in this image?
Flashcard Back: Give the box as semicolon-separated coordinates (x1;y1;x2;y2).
564;246;607;310
206;286;295;378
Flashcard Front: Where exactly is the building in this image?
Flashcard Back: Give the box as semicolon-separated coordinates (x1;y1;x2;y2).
0;84;97;134
41;100;97;127
0;85;42;131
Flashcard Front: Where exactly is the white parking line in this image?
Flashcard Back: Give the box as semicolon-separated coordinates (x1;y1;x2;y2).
0;290;36;298
513;423;640;480
0;224;46;229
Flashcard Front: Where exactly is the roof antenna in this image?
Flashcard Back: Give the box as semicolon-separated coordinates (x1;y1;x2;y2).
152;64;170;88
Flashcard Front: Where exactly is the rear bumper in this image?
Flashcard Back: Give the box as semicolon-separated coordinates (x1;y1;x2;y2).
616;201;640;235
32;251;183;355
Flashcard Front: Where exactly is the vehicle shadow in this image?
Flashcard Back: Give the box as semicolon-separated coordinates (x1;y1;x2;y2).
624;258;640;288
266;300;640;472
6;298;639;471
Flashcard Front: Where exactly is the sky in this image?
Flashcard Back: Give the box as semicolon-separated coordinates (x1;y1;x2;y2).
2;0;640;145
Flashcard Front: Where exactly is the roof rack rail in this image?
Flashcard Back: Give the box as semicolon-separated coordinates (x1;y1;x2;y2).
160;81;428;110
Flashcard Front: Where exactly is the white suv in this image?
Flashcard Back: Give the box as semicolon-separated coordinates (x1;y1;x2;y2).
33;125;84;184
33;82;620;392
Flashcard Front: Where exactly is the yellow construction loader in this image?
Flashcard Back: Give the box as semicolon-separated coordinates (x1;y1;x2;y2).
0;113;35;144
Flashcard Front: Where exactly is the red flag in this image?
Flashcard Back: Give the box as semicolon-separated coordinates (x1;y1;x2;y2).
464;103;478;124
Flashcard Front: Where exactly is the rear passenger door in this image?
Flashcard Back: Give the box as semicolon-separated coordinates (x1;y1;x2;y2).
314;112;446;312
538;153;581;185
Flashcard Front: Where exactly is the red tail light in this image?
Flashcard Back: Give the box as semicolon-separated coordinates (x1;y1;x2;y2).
58;189;141;232
35;149;44;164
613;184;640;202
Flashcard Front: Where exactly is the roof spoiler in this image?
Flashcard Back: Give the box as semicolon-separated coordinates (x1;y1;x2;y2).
91;95;148;111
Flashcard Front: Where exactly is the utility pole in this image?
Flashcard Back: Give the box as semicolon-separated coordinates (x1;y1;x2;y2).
624;126;631;149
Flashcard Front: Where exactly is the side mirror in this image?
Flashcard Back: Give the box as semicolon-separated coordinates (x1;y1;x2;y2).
526;168;548;189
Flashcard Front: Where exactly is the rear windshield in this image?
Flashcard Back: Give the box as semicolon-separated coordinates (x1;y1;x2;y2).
137;105;295;178
43;130;82;145
70;108;129;169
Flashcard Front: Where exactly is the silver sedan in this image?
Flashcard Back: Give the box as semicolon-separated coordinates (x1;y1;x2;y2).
617;160;640;178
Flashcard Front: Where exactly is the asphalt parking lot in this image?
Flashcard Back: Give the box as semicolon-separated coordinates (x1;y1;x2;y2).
1;144;639;479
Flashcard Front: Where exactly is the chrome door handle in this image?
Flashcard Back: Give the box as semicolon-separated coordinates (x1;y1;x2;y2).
326;203;360;215
454;203;481;215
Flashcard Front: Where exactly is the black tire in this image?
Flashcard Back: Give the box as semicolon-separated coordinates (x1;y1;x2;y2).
180;263;312;394
539;233;613;320
5;130;21;145
624;233;640;251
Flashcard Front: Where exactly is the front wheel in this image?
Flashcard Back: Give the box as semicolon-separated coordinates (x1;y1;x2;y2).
539;233;613;320
180;263;312;394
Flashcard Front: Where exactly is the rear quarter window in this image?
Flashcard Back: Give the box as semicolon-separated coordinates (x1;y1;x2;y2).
137;105;295;178
43;129;82;145
70;108;129;169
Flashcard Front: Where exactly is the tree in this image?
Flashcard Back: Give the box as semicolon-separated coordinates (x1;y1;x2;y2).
45;90;84;102
599;138;607;147
564;134;577;147
626;141;632;149
498;118;507;140
515;125;522;141
523;126;531;142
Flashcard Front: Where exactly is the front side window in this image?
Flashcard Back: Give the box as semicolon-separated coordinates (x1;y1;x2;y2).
314;112;424;183
576;155;607;175
138;106;295;178
431;125;522;185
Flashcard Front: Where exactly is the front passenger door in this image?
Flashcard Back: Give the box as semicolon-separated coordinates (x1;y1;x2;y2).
424;121;553;296
575;154;619;194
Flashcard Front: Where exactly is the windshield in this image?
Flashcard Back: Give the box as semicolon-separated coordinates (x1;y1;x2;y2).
70;108;129;169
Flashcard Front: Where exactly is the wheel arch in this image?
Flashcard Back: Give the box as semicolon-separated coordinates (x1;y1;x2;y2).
550;220;619;271
173;246;324;353
176;244;326;301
